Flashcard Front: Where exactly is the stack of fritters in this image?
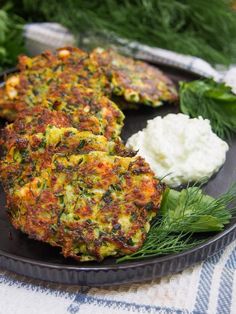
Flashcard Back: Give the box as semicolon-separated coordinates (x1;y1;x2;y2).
0;108;164;261
0;46;168;261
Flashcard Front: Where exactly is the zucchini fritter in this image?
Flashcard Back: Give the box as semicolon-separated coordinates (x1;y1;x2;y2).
90;48;178;107
18;47;110;94
0;47;111;121
43;83;124;139
0;108;129;191
0;78;123;139
7;152;164;261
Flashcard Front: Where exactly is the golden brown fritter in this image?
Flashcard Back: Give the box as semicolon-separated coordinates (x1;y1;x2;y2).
0;47;110;121
0;76;123;139
0;107;129;191
7;151;164;261
42;83;124;139
18;47;110;93
90;48;178;107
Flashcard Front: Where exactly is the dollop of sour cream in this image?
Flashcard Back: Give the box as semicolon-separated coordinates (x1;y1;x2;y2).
127;114;229;187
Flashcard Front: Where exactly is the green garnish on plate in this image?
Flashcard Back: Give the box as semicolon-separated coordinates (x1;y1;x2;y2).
180;79;236;139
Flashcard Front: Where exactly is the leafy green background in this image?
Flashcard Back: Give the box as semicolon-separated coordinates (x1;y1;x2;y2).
1;0;236;70
0;3;25;71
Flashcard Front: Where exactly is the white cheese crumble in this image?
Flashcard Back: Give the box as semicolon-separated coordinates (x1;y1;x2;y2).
127;113;229;187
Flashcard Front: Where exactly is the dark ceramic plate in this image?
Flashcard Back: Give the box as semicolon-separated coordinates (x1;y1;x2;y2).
0;65;235;286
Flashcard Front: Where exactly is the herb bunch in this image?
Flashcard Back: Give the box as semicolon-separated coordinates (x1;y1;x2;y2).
13;0;236;66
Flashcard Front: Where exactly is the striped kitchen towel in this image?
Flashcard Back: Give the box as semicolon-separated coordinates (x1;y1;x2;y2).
0;239;235;314
23;23;223;81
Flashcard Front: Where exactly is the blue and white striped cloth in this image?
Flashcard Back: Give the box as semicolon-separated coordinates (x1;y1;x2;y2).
0;239;235;314
0;23;236;314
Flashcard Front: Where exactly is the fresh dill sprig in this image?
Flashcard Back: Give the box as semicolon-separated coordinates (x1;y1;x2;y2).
180;79;236;139
14;0;236;65
117;184;236;263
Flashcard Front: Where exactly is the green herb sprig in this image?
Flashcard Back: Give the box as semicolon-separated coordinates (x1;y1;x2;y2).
117;184;236;263
14;0;236;65
180;79;236;139
160;186;234;232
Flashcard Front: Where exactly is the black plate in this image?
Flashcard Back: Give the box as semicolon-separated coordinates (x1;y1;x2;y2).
0;65;235;286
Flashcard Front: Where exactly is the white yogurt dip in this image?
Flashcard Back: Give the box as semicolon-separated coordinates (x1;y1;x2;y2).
127;113;229;187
